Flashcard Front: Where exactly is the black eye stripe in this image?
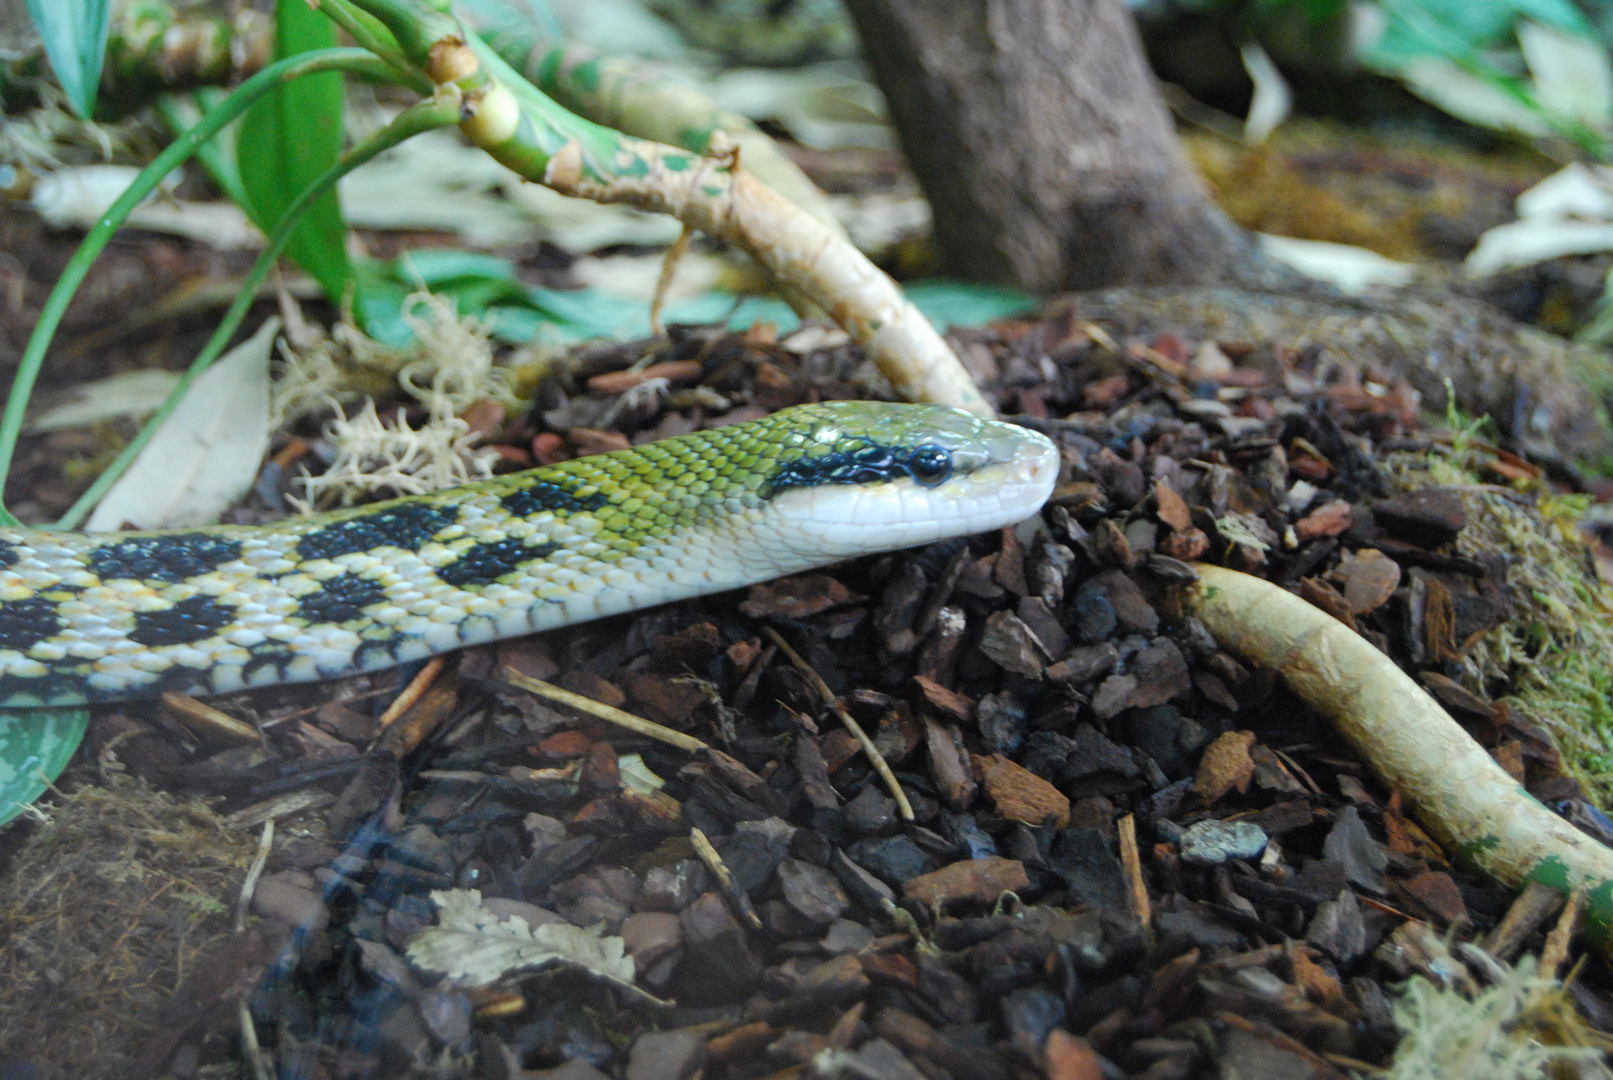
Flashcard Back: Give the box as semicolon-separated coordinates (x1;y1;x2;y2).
765;443;955;497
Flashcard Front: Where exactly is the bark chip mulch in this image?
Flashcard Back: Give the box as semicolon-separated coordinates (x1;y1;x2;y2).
5;307;1613;1080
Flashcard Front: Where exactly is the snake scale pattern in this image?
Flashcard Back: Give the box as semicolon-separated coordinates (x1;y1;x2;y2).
0;402;1057;706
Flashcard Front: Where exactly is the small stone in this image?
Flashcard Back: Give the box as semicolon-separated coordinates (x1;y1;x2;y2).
553;879;631;932
1047;828;1130;915
1322;806;1388;894
1374;487;1467;548
1294;499;1353;541
1044;1030;1103;1080
829;846;897;909
1332;548;1401;614
1178;819;1269;864
1094;518;1134;568
976;691;1028;755
975;752;1071;827
1154;480;1193;532
558;670;626;708
417;987;473;1045
924;718;978;811
385;825;455;876
722;817;797;894
1396;870;1468;925
979;611;1047;677
739;574;861;619
1158;527;1209;561
636;859;708;912
1126;641;1191;708
621;911;682;968
1002;987;1067;1062
1065;724;1140;783
843;785;898;835
1091;673;1137;720
676;893;761;1004
1123;705;1187;778
569;427;632;455
1193;730;1257;803
1016;596;1069;658
940;811;999;859
903;856;1030;908
911;675;974;723
1123;519;1157;558
822;918;876;954
1307;889;1368;963
846;835;937;886
791;952;872;1010
846;1039;930;1080
1070;579;1118;643
627;673;706;728
252;870;330;933
777;858;850;925
1094;569;1159;635
1046;642;1119;685
579;742;620;796
524;812;569;850
626;1028;706;1080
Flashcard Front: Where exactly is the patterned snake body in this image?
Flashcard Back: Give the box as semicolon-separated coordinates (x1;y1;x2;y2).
0;402;1056;706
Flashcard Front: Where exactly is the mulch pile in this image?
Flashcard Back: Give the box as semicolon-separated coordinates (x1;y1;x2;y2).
7;301;1613;1080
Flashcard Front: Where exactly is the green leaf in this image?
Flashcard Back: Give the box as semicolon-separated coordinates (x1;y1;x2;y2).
23;0;112;120
0;708;89;828
238;0;352;303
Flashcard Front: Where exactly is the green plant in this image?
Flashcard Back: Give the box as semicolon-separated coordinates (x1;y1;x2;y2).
1;0;991;825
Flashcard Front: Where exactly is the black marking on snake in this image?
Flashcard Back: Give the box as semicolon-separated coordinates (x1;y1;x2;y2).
133;664;214;699
0;597;64;653
500;480;609;519
88;534;243;583
241;650;295;688
0;669;85;704
296;503;456;562
765;442;953;497
0;539;17;570
437;537;559;587
128;595;237;647
353;638;403;671
295;573;390;625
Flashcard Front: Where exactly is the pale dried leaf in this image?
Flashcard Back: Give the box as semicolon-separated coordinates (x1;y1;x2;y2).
86;317;276;531
406;888;636;990
618;753;666;794
25;369;180;433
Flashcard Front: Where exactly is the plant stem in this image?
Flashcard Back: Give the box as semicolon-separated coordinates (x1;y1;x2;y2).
0;47;391;527
313;0;429;92
54;92;461;530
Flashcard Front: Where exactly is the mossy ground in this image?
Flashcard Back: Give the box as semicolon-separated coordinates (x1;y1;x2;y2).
1399;443;1613;809
0;764;255;1078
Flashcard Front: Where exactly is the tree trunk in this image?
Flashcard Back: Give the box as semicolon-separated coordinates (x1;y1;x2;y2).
843;0;1266;293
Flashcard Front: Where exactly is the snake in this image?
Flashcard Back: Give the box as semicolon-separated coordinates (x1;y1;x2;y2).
0;402;1057;707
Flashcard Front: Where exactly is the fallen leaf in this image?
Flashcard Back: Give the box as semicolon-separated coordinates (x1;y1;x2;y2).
86;317;276;530
406;888;641;993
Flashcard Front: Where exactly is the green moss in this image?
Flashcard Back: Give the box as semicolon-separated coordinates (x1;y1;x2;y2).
1407;451;1613;808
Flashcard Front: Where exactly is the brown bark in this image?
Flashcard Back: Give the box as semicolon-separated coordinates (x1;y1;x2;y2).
843;0;1266;293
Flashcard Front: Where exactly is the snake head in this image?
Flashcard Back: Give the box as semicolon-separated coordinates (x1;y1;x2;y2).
758;401;1058;556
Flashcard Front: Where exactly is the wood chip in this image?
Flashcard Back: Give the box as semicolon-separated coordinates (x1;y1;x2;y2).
1193;730;1258;804
974;752;1071;827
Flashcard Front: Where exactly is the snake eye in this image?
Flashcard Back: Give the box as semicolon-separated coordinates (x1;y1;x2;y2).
909;445;953;487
